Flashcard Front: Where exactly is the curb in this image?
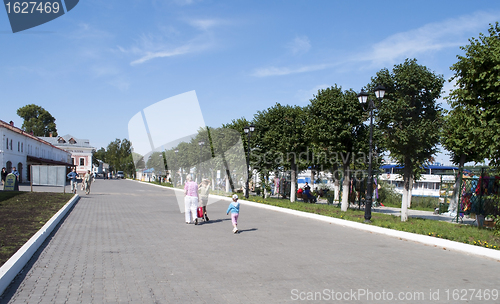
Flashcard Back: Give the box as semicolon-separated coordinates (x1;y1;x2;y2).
133;180;500;261
0;194;80;296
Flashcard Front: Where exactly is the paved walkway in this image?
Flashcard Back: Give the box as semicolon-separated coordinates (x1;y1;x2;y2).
1;179;500;303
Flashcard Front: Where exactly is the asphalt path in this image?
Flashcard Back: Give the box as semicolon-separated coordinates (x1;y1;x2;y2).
1;179;500;303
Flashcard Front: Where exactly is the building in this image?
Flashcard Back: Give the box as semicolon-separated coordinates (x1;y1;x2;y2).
378;164;458;197
40;134;95;176
0;120;72;182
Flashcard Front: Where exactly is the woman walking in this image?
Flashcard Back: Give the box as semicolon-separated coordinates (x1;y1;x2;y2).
184;175;199;224
199;179;211;221
83;170;92;195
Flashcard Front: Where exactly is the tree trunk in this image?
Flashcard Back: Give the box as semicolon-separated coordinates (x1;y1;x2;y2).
290;161;297;202
450;154;466;214
407;176;413;208
401;159;412;221
341;162;350;211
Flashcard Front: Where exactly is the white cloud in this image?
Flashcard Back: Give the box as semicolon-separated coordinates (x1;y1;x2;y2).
252;63;331;77
287;36;311;55
360;11;500;66
186;18;221;31
122;18;226;65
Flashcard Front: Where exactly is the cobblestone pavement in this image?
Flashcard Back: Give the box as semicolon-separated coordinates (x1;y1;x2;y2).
2;179;500;303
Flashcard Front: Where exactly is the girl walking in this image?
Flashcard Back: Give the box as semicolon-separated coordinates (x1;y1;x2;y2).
226;194;240;233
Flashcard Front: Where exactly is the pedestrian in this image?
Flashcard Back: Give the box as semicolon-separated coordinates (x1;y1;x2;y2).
184;175;199;224
1;167;6;186
11;167;19;181
67;168;79;194
83;170;92;195
226;194;240;234
199;179;211;221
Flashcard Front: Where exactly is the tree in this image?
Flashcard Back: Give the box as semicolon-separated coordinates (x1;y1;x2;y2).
147;151;167;179
449;22;500;165
105;139;134;176
92;148;107;167
253;104;307;202
306;85;366;211
371;58;444;221
17;104;58;137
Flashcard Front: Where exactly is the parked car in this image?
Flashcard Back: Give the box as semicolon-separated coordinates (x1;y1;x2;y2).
116;171;125;179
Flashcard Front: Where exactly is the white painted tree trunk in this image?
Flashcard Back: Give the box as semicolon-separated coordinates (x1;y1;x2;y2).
341;173;350;211
225;177;230;193
407;177;413;208
290;167;297;202
401;187;408;222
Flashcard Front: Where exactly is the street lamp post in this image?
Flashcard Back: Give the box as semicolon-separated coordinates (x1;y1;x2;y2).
243;124;255;198
357;85;385;223
198;141;205;183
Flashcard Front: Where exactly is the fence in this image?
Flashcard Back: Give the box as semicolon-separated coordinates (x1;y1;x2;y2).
459;175;500;218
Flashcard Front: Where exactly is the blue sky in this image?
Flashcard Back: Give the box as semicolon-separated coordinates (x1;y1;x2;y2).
1;0;500;165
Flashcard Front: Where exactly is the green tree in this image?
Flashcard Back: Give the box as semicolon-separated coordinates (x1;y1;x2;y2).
147;151;167;181
253;104;307;202
92;148;107;167
106;139;134;177
449;22;500;165
17;104;58;137
307;85;366;211
371;58;444;221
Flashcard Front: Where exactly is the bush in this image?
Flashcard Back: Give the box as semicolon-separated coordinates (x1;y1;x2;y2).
377;181;401;207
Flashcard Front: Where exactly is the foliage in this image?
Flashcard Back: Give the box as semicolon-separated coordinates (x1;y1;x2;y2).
449;22;500;166
377;180;402;207
441;104;485;167
92;147;107;167
16;104;58;137
146;151;167;176
371;59;444;180
105;138;134;177
306;84;368;170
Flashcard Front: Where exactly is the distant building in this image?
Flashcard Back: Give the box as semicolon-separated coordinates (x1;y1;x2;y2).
0;119;72;182
40;134;95;176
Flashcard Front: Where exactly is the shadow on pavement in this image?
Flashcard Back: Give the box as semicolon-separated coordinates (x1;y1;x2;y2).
237;228;258;233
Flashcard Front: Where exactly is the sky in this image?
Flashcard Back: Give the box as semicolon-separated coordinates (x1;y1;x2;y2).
1;0;500;165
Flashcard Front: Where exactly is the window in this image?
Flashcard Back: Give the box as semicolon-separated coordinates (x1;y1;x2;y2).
80;158;85;166
6;138;8;149
18;142;20;152
21;143;23;153
10;139;12;150
71;158;74;165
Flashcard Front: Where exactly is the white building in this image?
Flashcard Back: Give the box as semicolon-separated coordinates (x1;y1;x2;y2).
40;134;95;176
0;120;72;182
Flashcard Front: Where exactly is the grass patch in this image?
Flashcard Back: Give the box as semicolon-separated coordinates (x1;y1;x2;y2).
242;195;500;251
0;191;73;267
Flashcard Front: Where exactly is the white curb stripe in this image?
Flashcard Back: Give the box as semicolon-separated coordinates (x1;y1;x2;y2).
0;194;80;297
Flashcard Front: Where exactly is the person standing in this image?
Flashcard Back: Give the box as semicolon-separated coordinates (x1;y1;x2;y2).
67;168;79;194
11;167;19;181
226;194;240;234
83;170;92;195
184;175;199;224
1;167;6;186
199;179;211;221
